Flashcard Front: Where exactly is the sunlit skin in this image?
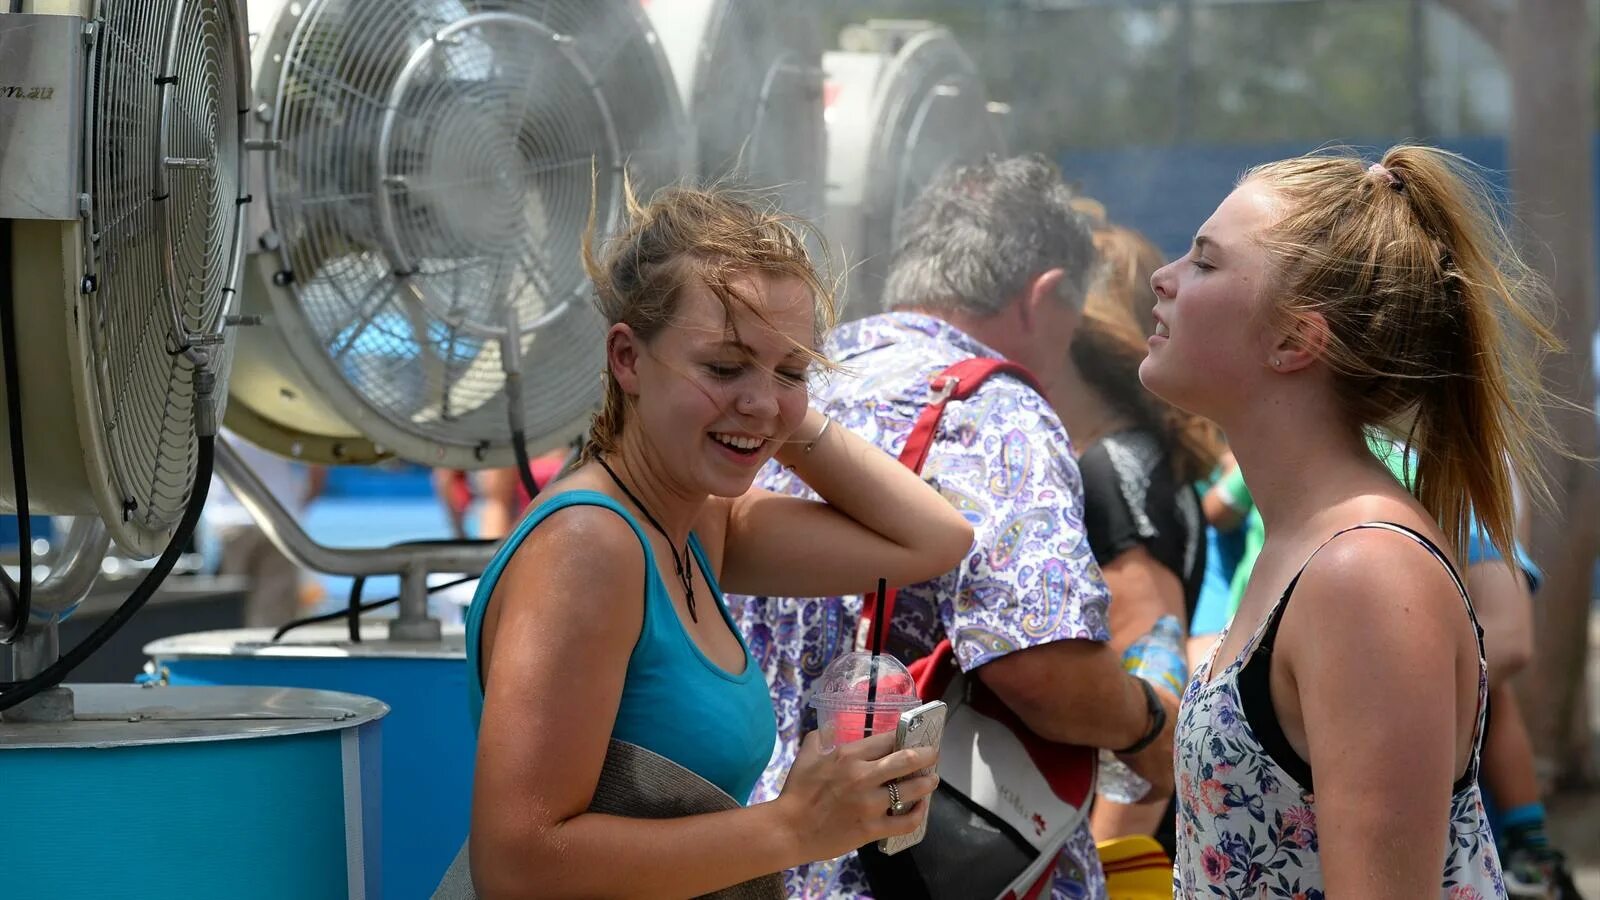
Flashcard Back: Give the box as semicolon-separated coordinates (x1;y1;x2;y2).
606;273;817;511
1140;182;1282;422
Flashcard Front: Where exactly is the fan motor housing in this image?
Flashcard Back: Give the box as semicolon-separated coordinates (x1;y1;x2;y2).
228;0;692;469
643;0;826;227
822;23;1007;321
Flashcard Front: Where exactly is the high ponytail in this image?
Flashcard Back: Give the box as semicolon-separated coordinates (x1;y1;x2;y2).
1245;145;1560;556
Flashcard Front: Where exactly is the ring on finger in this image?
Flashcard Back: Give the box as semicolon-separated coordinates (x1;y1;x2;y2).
887;780;906;815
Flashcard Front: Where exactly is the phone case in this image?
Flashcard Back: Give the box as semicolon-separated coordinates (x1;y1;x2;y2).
877;700;947;856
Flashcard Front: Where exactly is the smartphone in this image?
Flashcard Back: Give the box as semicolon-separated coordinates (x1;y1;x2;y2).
877;699;947;855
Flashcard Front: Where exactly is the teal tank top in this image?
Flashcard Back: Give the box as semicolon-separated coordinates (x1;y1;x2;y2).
465;490;776;803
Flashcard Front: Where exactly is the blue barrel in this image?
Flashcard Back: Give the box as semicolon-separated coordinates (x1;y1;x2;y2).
145;625;471;899
0;683;385;899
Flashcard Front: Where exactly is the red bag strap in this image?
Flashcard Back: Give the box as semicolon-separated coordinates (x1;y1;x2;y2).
862;358;1045;653
894;358;1045;475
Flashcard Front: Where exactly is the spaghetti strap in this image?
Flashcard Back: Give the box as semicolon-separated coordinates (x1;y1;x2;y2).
1344;521;1471;604
1284;521;1468;605
1253;521;1477;654
1243;520;1489;789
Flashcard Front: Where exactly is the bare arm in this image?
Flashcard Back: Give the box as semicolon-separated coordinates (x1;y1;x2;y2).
1284;533;1479;899
1090;546;1187;839
300;465;328;508
472;507;937;899
1102;545;1187;655
977;640;1177;792
1202;479;1247;532
717;408;974;597
477;467;524;541
1464;560;1533;686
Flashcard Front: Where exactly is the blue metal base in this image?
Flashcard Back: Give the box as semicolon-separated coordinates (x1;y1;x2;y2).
1;684;384;900
147;629;472;899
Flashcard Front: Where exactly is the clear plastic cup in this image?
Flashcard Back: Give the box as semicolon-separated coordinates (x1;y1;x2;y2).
808;651;922;751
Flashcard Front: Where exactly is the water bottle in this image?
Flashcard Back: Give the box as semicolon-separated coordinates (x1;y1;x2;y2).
1098;615;1189;804
1098;750;1152;803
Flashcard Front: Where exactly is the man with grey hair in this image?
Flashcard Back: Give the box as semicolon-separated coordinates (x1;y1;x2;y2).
728;155;1177;899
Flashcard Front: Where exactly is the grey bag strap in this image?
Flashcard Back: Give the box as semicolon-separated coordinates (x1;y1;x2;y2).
432;741;784;899
430;841;474;900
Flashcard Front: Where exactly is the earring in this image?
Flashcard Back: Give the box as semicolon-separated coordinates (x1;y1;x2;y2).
1272;359;1281;367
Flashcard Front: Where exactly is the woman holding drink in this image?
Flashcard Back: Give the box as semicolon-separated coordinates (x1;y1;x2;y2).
462;183;973;898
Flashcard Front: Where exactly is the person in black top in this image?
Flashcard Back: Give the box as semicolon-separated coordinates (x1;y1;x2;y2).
1048;221;1222;854
1079;430;1205;617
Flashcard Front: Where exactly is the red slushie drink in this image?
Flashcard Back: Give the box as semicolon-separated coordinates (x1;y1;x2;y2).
809;651;921;751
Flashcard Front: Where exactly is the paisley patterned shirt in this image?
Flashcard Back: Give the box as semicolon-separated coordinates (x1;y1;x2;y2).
1173;523;1506;899
727;313;1113;900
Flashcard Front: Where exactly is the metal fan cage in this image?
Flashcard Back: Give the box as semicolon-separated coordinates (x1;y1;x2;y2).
245;0;689;467
82;0;248;552
684;0;825;220
868;29;1003;257
824;25;1003;318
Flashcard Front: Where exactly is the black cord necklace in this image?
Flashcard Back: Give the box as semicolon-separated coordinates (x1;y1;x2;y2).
595;456;697;622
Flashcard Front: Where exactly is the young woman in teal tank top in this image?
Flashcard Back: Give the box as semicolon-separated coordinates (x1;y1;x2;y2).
465;186;975;898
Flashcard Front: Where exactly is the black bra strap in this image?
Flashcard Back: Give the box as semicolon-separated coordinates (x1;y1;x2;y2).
1239;521;1487;793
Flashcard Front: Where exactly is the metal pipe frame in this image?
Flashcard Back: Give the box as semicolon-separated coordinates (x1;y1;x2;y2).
214;435;494;640
2;516;109;722
32;516;110;618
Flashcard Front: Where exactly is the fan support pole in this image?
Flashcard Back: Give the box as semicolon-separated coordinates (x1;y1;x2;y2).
4;627;72;723
1;517;111;723
214;436;494;641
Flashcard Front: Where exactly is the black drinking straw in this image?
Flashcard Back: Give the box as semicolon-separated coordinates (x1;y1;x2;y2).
863;577;888;736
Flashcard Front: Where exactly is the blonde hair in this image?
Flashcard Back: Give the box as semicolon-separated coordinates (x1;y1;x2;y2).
580;178;837;462
1244;145;1559;556
1072;223;1223;482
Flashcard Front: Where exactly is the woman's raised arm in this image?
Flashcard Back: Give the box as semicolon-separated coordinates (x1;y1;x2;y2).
715;408;974;598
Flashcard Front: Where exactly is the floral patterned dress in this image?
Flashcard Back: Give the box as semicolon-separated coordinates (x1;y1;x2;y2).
1172;522;1506;899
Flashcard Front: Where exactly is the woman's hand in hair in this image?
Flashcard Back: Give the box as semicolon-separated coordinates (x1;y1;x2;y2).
714;408;974;599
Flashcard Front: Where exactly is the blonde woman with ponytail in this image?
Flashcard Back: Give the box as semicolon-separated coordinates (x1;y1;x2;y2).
460;184;973;898
1146;146;1558;899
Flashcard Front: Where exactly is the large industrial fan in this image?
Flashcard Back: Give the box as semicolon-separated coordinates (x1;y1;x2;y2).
823;21;1009;318
136;2;692;895
227;0;691;469
1;3;387;899
0;0;247;558
642;0;825;227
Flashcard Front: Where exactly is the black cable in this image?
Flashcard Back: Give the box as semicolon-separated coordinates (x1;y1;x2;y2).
0;216;32;646
347;574;365;643
0;436;214;711
510;428;540;504
276;593;398;641
271;574;478;642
